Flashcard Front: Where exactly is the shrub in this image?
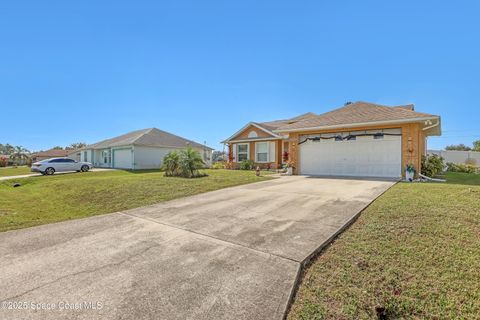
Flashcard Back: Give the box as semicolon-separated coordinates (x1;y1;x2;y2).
161;151;180;176
178;147;205;178
465;158;477;166
0;156;7;167
211;162;225;169
421;154;444;177
239;159;255;170
162;148;206;178
446;162;479;174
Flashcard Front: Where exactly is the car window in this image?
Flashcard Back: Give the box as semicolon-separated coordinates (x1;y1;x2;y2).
64;159;75;163
49;159;61;163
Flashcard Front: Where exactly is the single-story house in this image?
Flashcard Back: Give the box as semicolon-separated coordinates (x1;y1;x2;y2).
68;128;213;169
31;149;71;162
222;101;441;178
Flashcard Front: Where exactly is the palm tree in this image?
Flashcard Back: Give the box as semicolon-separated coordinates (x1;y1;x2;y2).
162;151;180;176
179;147;205;178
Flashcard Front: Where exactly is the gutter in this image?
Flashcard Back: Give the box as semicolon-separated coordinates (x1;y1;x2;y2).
273;116;440;133
422;119;440;132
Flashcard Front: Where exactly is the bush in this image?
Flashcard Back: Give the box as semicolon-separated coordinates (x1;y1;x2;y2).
179;147;206;178
465;158;477;166
0;156;7;167
421;154;444;177
161;151;180;176
239;159;255;170
446;162;479;174
211;162;225;169
162;148;206;178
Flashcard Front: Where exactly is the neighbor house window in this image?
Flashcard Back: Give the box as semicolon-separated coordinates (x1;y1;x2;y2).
83;151;87;162
256;142;268;162
237;144;249;162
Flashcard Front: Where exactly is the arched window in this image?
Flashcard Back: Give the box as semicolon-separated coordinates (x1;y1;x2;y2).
248;131;258;138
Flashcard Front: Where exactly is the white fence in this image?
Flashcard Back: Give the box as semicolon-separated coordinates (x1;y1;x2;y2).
428;150;480;165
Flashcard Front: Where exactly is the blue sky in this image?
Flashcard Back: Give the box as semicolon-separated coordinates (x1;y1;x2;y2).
1;0;479;151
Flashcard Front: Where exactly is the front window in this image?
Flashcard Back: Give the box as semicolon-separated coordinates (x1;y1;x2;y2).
83;151;88;162
102;150;111;163
256;142;268;162
237;144;248;162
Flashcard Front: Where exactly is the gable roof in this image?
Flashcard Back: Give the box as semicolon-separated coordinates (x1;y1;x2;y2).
86;128;213;150
221;112;318;143
274;102;439;132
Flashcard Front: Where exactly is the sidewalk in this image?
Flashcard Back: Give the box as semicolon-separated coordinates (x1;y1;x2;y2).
0;168;114;181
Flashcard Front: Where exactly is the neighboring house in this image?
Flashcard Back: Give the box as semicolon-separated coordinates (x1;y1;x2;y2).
222;101;441;178
428;150;480;165
31;149;70;162
68;128;213;169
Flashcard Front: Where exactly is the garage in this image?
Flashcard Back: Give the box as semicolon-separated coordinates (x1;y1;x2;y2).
299;130;402;178
113;148;133;169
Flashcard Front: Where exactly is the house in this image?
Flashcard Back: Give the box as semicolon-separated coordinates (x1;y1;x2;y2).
68;128;213;169
31;149;70;162
222;102;441;178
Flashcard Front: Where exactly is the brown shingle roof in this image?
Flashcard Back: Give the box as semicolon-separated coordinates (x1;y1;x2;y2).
88;128;213;150
255;112;318;131
31;149;70;157
275;101;438;132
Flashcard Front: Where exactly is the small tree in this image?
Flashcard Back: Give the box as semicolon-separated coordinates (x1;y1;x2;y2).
179;147;205;178
473;140;480;152
162;151;180;176
69;142;87;150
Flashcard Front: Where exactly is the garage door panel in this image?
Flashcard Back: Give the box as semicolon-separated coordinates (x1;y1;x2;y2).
299;135;401;178
114;149;133;169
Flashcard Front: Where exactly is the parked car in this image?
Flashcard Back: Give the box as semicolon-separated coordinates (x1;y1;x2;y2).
31;158;93;175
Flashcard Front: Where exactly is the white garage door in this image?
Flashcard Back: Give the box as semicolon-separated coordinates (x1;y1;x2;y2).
113;149;133;169
299;134;402;178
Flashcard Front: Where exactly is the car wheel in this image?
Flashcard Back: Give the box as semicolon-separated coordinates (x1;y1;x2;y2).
45;167;55;175
81;165;89;172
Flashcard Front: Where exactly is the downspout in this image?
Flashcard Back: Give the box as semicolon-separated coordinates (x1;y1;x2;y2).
132;146;135;170
422;119;440;156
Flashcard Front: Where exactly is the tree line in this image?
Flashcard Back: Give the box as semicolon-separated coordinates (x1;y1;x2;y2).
445;140;480;151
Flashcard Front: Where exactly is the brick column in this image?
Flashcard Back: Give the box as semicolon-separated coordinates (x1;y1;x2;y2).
288;133;299;174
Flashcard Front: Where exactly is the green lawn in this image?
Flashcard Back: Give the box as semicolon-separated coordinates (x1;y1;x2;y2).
0;166;32;177
0;169;272;232
289;172;480;319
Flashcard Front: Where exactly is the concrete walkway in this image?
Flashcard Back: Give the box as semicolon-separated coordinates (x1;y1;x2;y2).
0;168;114;181
0;176;395;319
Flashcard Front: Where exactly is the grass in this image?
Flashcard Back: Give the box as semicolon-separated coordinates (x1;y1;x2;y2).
289;172;480;319
0;169;272;232
0;166;32;177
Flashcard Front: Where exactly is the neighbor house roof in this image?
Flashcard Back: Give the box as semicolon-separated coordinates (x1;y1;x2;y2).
31;149;70;158
274;101;439;132
84;128;213;150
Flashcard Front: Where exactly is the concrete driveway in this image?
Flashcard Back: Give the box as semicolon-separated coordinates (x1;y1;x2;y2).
0;176;395;320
